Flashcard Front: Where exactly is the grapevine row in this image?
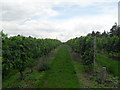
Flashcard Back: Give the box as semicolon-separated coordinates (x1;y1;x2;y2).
2;33;61;79
67;36;94;65
67;36;119;65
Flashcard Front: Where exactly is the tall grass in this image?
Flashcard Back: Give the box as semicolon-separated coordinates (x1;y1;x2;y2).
96;54;120;78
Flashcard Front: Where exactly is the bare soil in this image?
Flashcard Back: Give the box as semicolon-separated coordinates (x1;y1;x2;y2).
33;48;57;71
67;46;81;62
109;56;120;61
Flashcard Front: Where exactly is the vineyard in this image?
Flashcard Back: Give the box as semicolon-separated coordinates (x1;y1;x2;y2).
1;32;61;80
1;23;120;88
67;36;120;76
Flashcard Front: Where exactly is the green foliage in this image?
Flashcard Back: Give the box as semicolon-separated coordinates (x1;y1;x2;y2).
67;36;94;65
38;63;50;72
67;35;120;65
2;33;61;79
0;30;8;40
96;54;120;77
97;36;120;54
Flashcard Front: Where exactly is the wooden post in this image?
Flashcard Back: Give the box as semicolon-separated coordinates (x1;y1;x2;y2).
93;36;96;74
0;34;2;89
101;67;106;83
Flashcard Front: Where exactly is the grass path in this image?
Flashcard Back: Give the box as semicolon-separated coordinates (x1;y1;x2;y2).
42;45;79;88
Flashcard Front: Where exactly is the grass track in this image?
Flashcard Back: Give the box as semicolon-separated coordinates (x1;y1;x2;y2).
42;45;79;88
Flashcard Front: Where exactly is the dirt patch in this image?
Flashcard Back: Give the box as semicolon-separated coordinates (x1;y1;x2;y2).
33;48;57;71
72;52;81;62
109;56;120;61
67;46;81;62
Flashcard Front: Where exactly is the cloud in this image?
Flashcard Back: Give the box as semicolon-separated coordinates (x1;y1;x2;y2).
2;14;116;42
1;1;59;21
1;0;118;21
0;0;118;42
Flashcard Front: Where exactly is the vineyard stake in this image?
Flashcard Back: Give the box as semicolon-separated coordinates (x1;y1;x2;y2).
101;67;106;83
93;36;96;74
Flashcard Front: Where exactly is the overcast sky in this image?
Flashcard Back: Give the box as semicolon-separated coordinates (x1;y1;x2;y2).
0;0;119;42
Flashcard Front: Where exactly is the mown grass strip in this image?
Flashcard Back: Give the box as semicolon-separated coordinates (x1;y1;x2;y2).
42;45;79;88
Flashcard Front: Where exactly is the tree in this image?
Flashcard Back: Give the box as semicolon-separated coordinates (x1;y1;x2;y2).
95;31;101;37
0;30;8;40
110;23;117;36
91;31;96;36
101;30;108;37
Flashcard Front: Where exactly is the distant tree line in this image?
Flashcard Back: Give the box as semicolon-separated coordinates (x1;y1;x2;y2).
87;23;120;37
